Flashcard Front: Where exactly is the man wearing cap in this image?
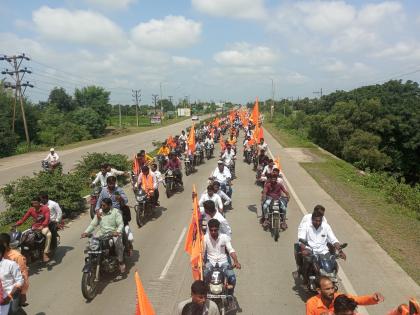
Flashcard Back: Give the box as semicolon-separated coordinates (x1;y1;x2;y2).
210;160;232;198
44;148;60;169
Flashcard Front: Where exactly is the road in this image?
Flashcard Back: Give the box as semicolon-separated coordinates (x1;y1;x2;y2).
2;126;419;314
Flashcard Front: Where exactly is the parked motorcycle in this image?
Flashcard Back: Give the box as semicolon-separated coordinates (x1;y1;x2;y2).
134;189;155;227
81;233;125;301
205;263;236;315
89;186;102;219
10;226;59;264
295;239;348;292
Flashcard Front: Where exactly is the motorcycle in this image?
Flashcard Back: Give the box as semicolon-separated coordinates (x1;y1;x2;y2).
295;239;348;292
196;148;204;165
244;148;252;164
164;169;183;198
157;155;166;173
89;186;102;219
226;161;235;179
252;152;258;170
205;143;214;160
81;233;125;301
205;263;236;315
184;154;193;176
264;197;288;241
134;189;155;227
41;160;62;173
10;226;59;264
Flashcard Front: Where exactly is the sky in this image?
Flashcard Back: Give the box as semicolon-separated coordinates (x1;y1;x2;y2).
1;0;420;105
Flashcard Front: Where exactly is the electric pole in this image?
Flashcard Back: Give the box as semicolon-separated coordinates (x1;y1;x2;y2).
152;94;159;114
118;104;122;128
313;88;323;98
159;82;163;114
270;78;275;121
1;54;33;147
132;89;141;127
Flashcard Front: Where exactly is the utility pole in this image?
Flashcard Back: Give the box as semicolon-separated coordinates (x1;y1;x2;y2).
270;78;275;121
159;82;163;114
152;94;159;114
132;89;141;127
118;104;122;128
313;88;323;98
1;54;33;147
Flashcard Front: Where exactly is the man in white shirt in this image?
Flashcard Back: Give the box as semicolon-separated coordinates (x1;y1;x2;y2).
257;138;268;153
297;205;328;238
106;164;128;177
297;210;346;282
199;185;224;214
0;244;24;314
210;161;232;197
202;200;232;238
179;130;187;142
221;145;236;167
150;163;164;188
203;219;241;295
212;181;231;209
261;159;275;183
92;164;111;187
44;148;59;164
40;193;62;250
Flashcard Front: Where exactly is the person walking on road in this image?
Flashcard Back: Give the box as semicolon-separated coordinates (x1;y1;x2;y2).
177;280;220;315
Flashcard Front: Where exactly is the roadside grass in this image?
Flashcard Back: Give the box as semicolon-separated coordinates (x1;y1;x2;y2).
267;124;420;284
264;120;316;148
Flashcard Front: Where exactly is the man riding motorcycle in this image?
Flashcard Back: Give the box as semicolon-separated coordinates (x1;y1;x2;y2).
199;185;224;214
212;182;231;210
297;210;346;284
203;219;241;298
257;149;270;167
133;150;153;176
15;197;51;262
201;200;232;238
210;161;232;198
165;152;183;186
221;144;236;172
43;148;60;170
81;198;126;273
91;164;111;188
39;193;62;251
261;173;290;228
137;165;158;206
260;159;275;183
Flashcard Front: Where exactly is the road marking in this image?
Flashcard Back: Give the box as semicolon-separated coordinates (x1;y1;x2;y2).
159;227;187;280
266;146;370;315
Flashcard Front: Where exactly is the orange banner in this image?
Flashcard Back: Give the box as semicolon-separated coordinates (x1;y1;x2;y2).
250;97;259;124
188;124;196;153
134;271;156;315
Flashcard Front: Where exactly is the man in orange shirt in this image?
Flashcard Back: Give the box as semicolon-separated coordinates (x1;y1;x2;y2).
0;233;29;309
306;276;384;315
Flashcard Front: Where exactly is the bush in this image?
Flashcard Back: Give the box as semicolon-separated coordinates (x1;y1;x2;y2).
70;107;107;138
74;152;131;185
0;171;85;226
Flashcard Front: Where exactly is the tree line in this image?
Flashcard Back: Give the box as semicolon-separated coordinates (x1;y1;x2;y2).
261;80;420;184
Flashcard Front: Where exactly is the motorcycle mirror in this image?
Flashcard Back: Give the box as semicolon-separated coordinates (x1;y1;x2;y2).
340;243;348;249
298;238;309;246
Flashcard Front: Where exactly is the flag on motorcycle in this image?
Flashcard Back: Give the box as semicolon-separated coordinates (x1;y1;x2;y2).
220;136;226;151
134;271;155;315
250;97;259;124
274;155;282;171
167;136;176;149
184;185;203;280
188;124;196;153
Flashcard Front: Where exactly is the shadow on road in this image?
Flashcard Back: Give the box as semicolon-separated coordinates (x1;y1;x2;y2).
247;204;258;216
151;206;167;221
291;271;312;303
29;245;74;276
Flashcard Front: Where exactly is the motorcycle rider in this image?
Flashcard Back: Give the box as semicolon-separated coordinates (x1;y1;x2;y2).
260;159;275;183
96;176;128;214
298;205;328;237
257;149;270;167
14;197;51;262
298;211;346;284
138;165;158;206
199;185;224;214
333;294;358;315
0;233;29;310
179;130;187;143
305;276;384;315
39;193;62;251
221;144;236;171
0;244;24;315
151;163;164;189
165;152;183;186
202;200;232;238
92;164;111;188
257;138;268;153
210;161;232;198
203;219;241;298
261;173;289;228
106;163;128;178
177;280;219;315
133;150;153;176
81;198;126;273
43;148;60;169
212;181;231;210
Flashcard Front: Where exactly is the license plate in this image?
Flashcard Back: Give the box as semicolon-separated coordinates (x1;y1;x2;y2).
207;294;227;299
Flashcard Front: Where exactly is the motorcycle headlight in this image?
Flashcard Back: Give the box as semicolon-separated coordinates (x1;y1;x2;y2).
136;194;144;202
210;283;223;295
320;269;336;279
89;238;100;251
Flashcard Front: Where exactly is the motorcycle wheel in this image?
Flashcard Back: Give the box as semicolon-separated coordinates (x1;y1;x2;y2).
273;214;280;241
136;205;145;228
81;270;97;301
185;166;190;176
89;203;95;219
166;181;172;198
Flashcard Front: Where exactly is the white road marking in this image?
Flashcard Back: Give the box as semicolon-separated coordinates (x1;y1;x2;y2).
266;146;370;315
159;227;187;280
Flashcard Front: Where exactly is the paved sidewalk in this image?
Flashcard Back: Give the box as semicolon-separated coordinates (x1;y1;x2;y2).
264;127;420;315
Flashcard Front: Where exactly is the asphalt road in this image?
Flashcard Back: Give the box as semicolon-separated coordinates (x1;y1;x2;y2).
2;125;419;315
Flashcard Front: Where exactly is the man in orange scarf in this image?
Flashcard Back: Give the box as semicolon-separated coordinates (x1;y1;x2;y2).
137;166;158;205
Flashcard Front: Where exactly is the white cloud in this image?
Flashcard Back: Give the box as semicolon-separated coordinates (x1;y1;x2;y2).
330;27;377;53
131;16;201;49
371;42;420;61
84;0;136;10
214;43;277;66
358;1;403;25
324;60;348;73
32;6;124;46
284;72;308;84
192;0;266;20
172;56;202;67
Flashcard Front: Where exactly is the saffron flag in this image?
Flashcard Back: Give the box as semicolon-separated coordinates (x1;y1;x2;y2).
184;185;203;280
220;136;226;151
274;155;282;171
213;118;220;128
134;271;156;315
188;124;196;153
250;97;259;124
167;135;176;149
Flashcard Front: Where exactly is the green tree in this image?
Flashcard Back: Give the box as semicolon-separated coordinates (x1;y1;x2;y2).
74;86;111;120
70;107;106;138
48;87;75;112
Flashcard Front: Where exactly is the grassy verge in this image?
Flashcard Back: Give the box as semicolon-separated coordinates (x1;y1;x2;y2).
264;120;315;148
267;124;420;284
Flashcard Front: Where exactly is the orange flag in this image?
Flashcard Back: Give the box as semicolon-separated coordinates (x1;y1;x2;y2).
258;125;264;141
188;124;196;153
220;136;226;151
274;155;282;171
250;97;259;124
134;271;156;315
167;136;176;149
184;185;203;280
213;118;220;128
133;154;140;176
